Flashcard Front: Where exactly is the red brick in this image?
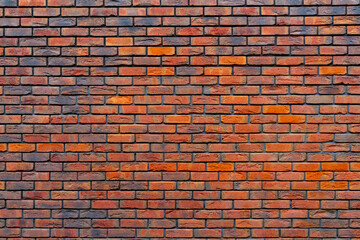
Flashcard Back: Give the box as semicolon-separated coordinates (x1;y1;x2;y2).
0;1;357;238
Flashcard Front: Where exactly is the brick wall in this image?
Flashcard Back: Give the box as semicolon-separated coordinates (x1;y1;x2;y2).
0;0;360;238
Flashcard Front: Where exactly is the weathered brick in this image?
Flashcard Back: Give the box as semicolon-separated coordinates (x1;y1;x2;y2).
0;0;357;238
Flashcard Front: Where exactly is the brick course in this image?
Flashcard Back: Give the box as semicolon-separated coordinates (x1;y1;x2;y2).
0;0;360;238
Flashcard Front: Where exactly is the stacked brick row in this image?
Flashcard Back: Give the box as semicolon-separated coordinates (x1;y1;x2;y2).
0;0;360;238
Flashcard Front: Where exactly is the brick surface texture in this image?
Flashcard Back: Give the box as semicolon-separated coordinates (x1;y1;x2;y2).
0;0;360;239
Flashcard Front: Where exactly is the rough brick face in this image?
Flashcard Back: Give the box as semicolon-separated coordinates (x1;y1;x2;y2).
0;0;359;239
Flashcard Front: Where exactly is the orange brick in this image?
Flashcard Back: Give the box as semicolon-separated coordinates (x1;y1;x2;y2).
321;182;347;190
221;115;248;123
0;144;6;152
306;172;333;181
119;67;146;76
266;143;293;152
219;56;246;65
148;47;175;56
305;17;332;25
207;163;234;171
119;47;145;55
263;105;290;114
48;37;75;46
165;115;191;124
149;163;176;171
19;0;46;6
262;26;289;35
293;163;320;172
105;38;133;46
322;163;349;171
319;67;347;75
148;67;175;76
205;67;232;76
65;144;92;152
37;143;64;152
7;162;34;171
221;96;248;105
8;143;35;152
278;115;306;123
106;96;133;105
